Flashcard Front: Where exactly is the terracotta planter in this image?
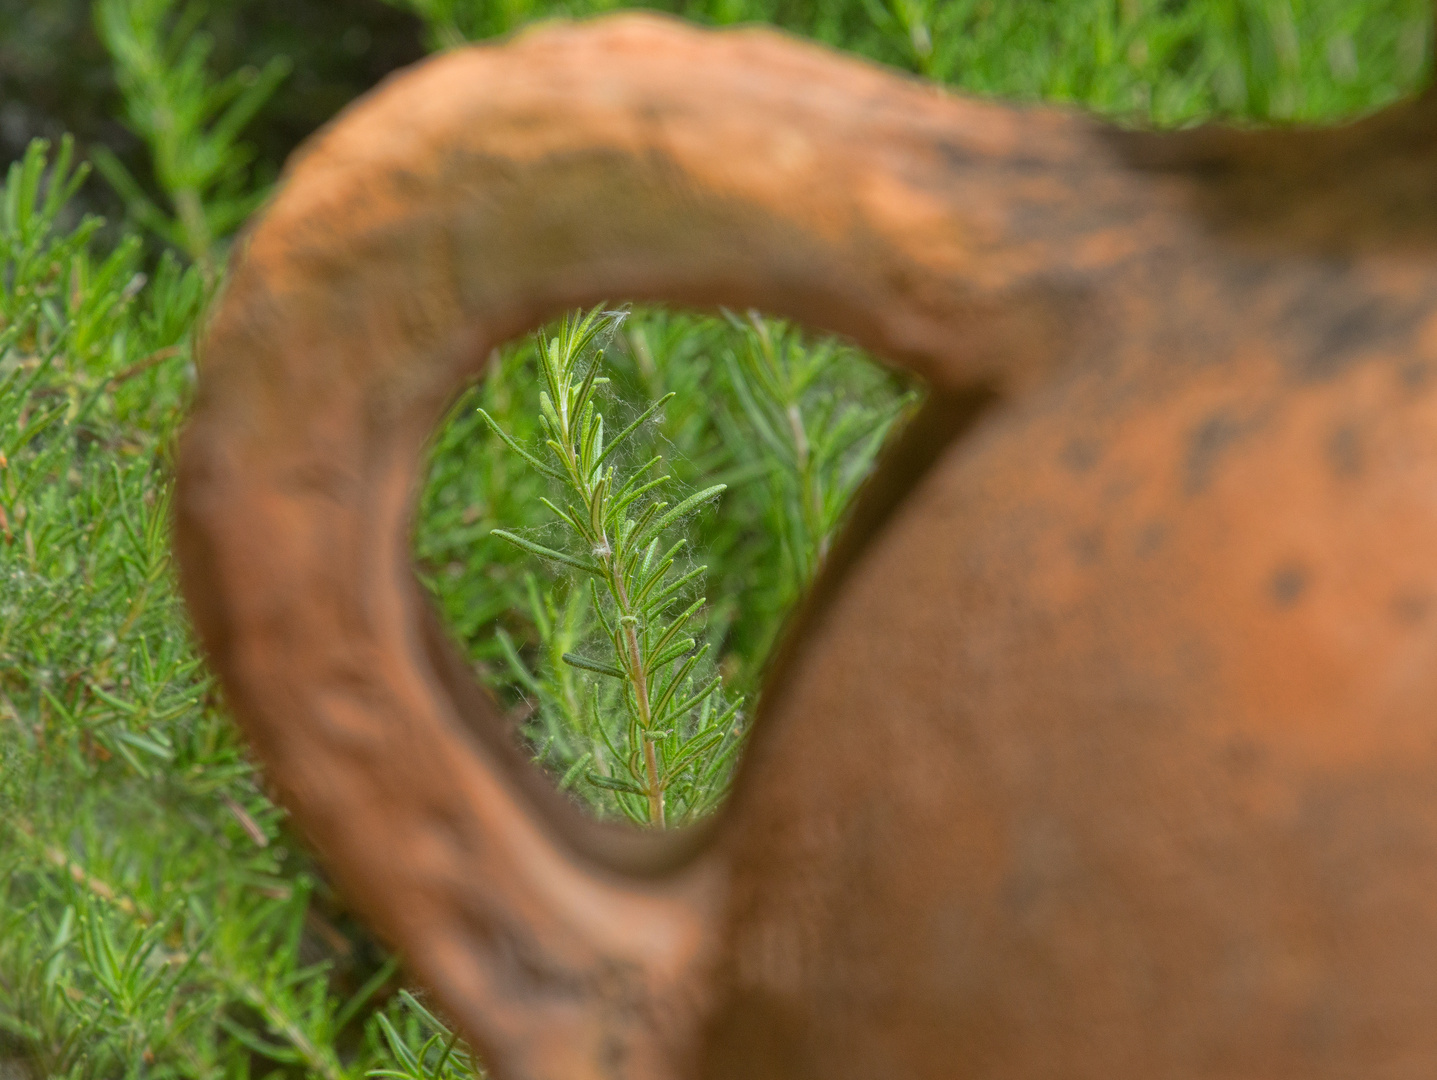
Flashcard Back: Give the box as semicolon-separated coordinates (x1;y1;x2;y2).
174;15;1437;1079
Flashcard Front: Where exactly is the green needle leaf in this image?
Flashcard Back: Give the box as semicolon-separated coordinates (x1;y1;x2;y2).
491;529;601;575
562;652;626;679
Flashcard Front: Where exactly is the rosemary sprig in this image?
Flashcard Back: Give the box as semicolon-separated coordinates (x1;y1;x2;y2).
484;307;736;827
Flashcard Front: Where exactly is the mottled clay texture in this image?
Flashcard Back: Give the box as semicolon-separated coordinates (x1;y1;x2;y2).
174;14;1437;1080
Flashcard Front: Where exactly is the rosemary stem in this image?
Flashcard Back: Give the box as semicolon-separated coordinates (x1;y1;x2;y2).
612;568;665;827
569;390;666;827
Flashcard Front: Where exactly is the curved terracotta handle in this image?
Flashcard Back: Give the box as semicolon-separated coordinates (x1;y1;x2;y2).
173;14;1148;1077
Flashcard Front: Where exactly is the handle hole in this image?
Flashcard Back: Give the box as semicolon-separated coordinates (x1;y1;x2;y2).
414;303;920;828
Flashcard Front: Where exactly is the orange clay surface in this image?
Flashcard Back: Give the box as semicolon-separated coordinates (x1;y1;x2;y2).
175;15;1437;1080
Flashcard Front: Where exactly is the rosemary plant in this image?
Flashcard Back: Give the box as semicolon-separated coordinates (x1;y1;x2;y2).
481;308;739;827
382;0;1433;126
92;0;291;273
717;310;916;632
2;1;1423;1077
370;991;476;1080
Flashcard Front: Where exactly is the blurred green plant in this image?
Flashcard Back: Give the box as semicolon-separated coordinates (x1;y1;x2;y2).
369;991;478;1080
91;0;291;272
0;137;421;1080
713;311;915;644
383;0;1430;124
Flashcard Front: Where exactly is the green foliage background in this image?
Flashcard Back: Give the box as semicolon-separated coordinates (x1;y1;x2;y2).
0;0;1430;1076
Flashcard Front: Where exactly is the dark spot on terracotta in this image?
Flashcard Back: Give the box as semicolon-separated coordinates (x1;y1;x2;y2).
1220;256;1275;297
1069;529;1103;565
390;167;427;196
1060;438;1100;473
1135;520;1167;557
1269;563;1310;608
1005;149;1066;178
935;140;977;170
1391;590;1434;625
1222;737;1266;778
1185;410;1246;495
1296;295;1426;383
1325;423;1363;479
1304;298;1385;380
1402;361;1430;390
1282;262;1427;383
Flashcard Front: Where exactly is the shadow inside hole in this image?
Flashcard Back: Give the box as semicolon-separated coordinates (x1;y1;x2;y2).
413;305;922;829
